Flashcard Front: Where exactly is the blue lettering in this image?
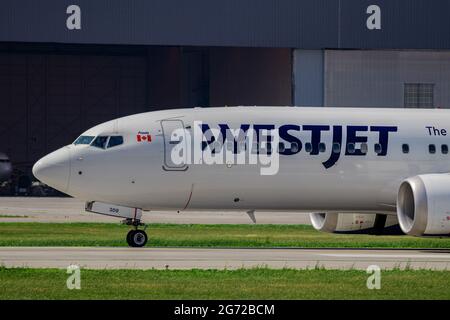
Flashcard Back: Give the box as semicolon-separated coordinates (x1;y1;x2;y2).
303;125;330;155
370;126;398;156
219;124;250;153
253;124;275;155
279;125;302;155
345;126;368;156
322;125;342;169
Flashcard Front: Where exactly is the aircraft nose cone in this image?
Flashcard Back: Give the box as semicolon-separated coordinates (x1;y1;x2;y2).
33;148;71;193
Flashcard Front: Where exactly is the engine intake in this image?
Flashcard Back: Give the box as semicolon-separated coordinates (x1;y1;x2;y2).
397;174;450;236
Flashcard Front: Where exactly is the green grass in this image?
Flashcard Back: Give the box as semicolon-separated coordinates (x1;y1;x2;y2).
0;267;449;299
0;222;449;248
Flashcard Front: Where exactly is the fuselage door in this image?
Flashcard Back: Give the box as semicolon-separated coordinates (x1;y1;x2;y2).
161;119;189;171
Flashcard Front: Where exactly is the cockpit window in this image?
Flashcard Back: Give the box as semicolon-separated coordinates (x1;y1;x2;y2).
107;136;124;148
74;135;95;145
91;136;109;149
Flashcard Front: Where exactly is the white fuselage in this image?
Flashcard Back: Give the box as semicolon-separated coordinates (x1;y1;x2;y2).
32;107;450;213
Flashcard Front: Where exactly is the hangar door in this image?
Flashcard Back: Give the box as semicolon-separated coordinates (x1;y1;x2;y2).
0;53;147;172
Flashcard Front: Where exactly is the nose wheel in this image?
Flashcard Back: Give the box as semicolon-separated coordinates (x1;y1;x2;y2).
126;229;148;247
123;218;148;247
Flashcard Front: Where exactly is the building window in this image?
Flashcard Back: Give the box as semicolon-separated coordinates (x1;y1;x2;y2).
404;83;434;108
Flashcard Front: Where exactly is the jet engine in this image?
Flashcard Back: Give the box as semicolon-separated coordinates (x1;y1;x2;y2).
397;174;450;236
310;212;402;235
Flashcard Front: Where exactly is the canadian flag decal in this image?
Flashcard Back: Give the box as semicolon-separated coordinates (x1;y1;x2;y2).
136;132;152;142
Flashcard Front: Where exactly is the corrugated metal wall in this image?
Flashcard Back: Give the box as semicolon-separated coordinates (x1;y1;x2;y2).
3;0;450;49
324;50;450;108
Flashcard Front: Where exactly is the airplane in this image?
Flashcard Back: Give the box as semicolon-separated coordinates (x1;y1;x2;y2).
0;152;12;183
32;106;450;247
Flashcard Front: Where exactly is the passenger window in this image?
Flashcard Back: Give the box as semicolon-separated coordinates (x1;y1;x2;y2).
319;143;326;153
252;142;258;153
238;141;246;152
360;143;368;154
107;136;124;148
374;143;382;154
347;143;356;154
332;143;341;153
91;136;109;149
402;144;410;154
442;144;449;154
291;142;299;153
74;135;95;145
305;143;312;153
429;144;436;154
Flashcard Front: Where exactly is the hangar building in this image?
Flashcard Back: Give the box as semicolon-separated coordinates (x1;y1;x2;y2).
1;0;450;187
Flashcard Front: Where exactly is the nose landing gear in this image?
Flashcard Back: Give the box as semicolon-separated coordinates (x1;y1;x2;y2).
123;218;148;247
85;201;149;247
126;229;148;247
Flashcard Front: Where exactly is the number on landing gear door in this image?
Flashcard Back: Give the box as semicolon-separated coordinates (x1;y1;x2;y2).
109;207;119;214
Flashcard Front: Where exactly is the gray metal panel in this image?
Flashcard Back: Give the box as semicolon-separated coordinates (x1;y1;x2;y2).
2;0;450;49
0;0;338;48
340;0;450;49
293;50;324;107
324;50;450;108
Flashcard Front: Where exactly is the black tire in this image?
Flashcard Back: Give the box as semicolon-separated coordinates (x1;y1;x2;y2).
127;230;148;247
126;230;136;246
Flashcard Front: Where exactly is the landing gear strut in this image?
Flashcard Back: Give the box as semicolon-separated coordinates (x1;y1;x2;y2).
123;218;148;247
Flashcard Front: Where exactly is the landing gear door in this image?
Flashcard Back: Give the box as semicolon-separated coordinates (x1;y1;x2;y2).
161;120;189;171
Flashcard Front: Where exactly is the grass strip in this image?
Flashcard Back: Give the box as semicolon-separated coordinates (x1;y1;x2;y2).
0;267;449;299
0;222;449;248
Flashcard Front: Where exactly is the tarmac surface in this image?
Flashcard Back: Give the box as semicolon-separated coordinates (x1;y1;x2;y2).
0;197;311;224
1;247;450;270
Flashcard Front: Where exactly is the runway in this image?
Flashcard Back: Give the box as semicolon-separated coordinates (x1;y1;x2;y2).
1;247;450;270
0;197;311;224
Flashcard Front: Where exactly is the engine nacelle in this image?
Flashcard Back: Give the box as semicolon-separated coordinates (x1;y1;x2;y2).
397;174;450;236
310;212;401;235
